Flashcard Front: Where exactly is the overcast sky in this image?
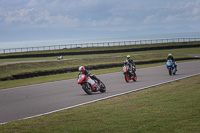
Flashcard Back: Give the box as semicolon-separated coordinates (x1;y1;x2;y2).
0;0;200;42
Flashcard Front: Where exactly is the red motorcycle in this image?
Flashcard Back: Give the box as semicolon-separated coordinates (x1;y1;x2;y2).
122;65;137;82
77;74;106;95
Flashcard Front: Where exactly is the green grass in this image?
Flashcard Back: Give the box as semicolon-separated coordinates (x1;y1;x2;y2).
0;64;157;90
0;47;200;79
0;41;199;62
1;74;199;133
0;41;199;90
0;59;198;90
0;47;199;89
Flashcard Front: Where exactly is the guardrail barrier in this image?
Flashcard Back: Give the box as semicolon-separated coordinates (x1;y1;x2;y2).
0;37;200;54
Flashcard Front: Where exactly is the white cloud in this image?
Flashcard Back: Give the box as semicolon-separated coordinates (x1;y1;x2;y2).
0;7;5;16
5;8;35;23
165;0;200;21
34;10;79;26
2;7;79;27
87;16;134;28
141;0;200;25
143;14;158;24
27;0;38;6
164;14;181;23
0;0;200;42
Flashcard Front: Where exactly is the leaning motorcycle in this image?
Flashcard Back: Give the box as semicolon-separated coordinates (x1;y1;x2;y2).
166;59;176;75
122;65;137;82
77;74;106;95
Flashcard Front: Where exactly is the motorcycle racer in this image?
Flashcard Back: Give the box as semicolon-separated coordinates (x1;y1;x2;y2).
78;66;100;91
124;55;136;73
167;53;177;71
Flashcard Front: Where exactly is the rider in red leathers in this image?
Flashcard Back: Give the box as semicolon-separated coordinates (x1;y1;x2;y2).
78;66;100;91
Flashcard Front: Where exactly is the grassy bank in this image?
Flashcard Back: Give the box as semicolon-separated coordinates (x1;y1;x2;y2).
0;47;200;80
0;59;198;90
1;74;199;132
0;41;199;89
0;46;200;89
0;63;158;89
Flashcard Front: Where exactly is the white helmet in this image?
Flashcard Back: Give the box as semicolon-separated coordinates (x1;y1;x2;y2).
168;53;172;57
79;66;85;72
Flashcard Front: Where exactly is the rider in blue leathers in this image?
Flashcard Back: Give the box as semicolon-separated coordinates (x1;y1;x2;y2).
167;53;177;71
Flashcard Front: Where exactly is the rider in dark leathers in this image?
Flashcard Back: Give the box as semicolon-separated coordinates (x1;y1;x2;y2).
124;55;136;74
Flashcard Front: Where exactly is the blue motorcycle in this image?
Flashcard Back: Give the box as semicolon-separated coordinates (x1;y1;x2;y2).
166;60;176;75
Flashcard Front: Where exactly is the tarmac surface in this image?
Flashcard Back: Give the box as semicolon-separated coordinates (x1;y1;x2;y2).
0;61;200;124
188;54;200;58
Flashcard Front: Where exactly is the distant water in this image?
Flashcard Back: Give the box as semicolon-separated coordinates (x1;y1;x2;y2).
0;32;200;49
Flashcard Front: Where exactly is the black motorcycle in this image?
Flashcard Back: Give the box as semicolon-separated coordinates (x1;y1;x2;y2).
122;65;137;82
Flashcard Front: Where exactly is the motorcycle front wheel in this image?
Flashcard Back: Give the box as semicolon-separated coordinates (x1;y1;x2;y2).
125;73;130;83
99;81;106;93
169;68;172;75
82;83;93;95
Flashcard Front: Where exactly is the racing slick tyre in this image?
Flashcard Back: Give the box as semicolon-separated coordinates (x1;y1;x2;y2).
125;73;130;83
169;68;172;76
99;81;106;93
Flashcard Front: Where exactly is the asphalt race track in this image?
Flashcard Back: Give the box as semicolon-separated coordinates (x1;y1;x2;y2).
0;61;200;124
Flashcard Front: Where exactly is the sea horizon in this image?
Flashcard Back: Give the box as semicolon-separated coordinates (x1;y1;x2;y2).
0;32;200;50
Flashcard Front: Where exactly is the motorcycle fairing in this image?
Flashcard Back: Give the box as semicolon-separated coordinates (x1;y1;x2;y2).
78;74;98;91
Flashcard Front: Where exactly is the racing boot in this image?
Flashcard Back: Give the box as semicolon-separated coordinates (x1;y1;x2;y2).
130;70;134;79
174;62;177;71
133;73;137;81
96;85;100;92
132;65;136;72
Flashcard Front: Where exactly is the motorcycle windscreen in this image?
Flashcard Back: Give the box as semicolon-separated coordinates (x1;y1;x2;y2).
77;74;86;84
